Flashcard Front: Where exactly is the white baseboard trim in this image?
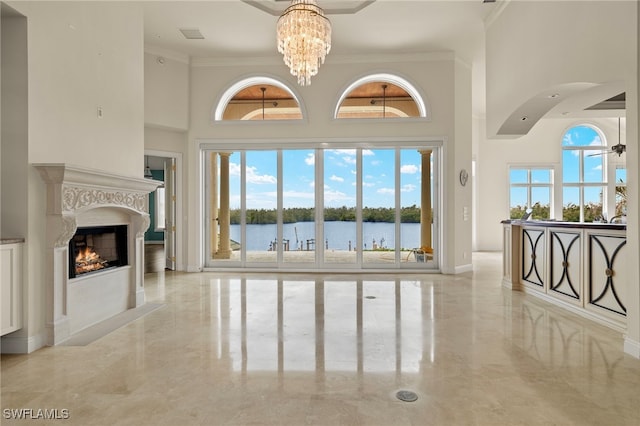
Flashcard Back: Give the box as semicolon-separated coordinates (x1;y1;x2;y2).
1;333;46;354
624;336;640;358
454;263;473;274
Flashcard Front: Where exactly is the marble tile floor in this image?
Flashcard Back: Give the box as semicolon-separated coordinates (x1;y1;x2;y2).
2;252;640;425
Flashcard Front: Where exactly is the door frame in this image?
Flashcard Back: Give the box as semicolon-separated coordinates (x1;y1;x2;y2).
145;149;183;271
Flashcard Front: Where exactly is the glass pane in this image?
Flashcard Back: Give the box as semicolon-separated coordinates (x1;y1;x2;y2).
401;149;424;260
324;149;357;264
530;187;550;219
283;150;316;264
615;167;627;216
531;169;551;184
584;186;604;222
223;84;302;121
245;151;277;263
363;149;396;265
509;169;528;184
583;152;604;183
510;187;528;219
337;82;419;119
563;125;601;147
563;187;580;222
211;152;241;263
562;150;580;183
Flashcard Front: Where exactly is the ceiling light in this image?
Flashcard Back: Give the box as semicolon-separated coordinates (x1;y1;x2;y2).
276;0;331;86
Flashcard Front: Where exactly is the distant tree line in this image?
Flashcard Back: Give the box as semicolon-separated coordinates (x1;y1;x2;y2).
510;202;604;222
230;205;423;225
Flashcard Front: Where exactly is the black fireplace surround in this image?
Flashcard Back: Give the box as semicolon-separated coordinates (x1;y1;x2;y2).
68;225;128;278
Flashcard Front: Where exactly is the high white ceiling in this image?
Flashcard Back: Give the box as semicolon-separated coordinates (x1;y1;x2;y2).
143;0;497;61
143;0;500;115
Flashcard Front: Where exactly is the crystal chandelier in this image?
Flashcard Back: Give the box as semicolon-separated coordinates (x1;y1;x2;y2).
277;0;331;86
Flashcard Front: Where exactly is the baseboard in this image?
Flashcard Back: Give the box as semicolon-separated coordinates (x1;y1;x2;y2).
624;336;640;358
454;263;473;274
1;332;45;354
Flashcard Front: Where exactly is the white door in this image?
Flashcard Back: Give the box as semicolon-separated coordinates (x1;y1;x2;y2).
164;157;176;270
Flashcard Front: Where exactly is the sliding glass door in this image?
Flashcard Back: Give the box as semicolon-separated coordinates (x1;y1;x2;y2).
204;144;439;270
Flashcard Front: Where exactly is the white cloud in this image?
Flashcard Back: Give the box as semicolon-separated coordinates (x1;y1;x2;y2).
342;156;356;165
593;164;603;170
401;164;419;174
246;165;276;184
330;174;344;182
401;184;416;192
363;149;374;156
229;162;277;184
377;188;394;195
305;153;315;165
363;181;375;187
324;189;354;204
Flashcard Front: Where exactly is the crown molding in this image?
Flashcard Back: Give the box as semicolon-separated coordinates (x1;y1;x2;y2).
191;51;456;68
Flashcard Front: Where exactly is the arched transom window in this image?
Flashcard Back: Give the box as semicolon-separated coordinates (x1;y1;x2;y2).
215;77;303;121
335;74;427;119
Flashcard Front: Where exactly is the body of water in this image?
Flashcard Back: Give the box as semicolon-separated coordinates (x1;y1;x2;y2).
231;221;422;251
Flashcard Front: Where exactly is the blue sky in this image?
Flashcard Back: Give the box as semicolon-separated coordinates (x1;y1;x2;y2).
510;125;610;207
228;149;425;210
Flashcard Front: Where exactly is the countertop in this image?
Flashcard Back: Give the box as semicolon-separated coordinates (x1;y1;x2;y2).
501;220;626;231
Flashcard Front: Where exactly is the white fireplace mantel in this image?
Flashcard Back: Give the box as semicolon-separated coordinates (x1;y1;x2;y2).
34;163;161;345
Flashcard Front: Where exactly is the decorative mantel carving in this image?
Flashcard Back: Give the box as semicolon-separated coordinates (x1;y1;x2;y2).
35;163;160;216
33;163;161;346
62;186;148;214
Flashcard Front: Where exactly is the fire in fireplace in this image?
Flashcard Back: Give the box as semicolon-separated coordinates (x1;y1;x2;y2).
69;225;128;278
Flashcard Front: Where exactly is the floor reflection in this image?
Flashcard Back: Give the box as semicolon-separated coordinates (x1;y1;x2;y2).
3;253;639;426
210;278;429;375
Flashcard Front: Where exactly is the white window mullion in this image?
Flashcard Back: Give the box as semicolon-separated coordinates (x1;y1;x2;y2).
316;148;323;266
356;149;363;265
277;150;283;265
394;148;401;265
241;151;247;264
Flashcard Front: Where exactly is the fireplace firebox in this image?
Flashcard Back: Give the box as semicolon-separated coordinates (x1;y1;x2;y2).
68;225;128;278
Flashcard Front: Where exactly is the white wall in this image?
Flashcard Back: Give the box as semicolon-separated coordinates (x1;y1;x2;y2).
144;50;189;131
486;1;635;138
185;53;472;273
1;1;145;353
12;1;145;178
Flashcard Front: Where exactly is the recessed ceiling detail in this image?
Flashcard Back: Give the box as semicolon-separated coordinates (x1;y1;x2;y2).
242;0;376;16
585;92;626;111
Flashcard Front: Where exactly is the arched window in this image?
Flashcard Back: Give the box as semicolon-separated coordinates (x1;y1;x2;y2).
562;124;606;222
214;77;303;121
334;73;427;119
